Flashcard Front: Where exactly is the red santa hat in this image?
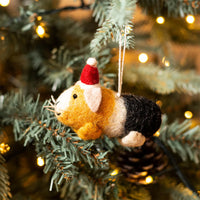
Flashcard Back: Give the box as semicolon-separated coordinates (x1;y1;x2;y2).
80;58;99;85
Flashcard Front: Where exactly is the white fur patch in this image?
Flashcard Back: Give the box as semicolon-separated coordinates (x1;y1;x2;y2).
55;86;73;114
76;81;102;112
84;87;102;112
103;94;127;137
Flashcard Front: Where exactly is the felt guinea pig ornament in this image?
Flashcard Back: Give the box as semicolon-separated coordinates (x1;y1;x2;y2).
50;58;162;147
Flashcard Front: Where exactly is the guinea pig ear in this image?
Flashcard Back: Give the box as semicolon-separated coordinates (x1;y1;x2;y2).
84;87;102;112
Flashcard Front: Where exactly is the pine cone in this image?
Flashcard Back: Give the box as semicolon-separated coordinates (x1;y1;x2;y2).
112;139;168;184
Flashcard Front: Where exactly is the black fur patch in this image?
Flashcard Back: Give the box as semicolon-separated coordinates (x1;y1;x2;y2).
122;94;162;138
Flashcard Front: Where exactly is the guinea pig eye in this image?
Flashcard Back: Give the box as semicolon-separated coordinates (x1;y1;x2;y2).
73;94;78;99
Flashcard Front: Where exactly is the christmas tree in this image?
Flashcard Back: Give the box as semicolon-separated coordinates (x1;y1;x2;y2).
1;0;200;199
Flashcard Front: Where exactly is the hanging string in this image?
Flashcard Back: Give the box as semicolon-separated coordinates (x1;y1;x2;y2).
117;26;127;97
121;26;127;92
117;32;122;97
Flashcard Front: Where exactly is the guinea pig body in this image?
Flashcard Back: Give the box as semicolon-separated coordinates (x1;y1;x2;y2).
54;80;162;147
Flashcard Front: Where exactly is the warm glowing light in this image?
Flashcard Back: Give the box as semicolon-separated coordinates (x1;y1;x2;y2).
37;16;42;21
110;169;119;176
36;25;45;38
164;60;170;67
156;16;165;24
0;143;10;154
0;0;10;7
162;57;170;67
37;156;45;167
154;131;160;137
140;171;148;176
145;175;153;184
186;15;195;24
184;111;193;119
1;36;5;40
138;53;148;63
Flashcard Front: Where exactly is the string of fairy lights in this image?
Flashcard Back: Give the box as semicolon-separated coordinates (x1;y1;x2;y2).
0;0;198;184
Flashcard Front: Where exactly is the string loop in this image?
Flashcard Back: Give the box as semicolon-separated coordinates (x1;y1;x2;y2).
117;26;127;97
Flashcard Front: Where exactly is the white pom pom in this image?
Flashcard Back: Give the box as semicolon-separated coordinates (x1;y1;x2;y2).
119;131;146;147
86;57;97;67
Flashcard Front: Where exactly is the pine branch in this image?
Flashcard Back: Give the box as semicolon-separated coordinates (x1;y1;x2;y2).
22;104;116;193
90;20;118;53
131;64;200;95
1;92;41;141
91;0;111;26
1;92;116;192
159;115;200;164
90;0;136;53
22;103;110;188
42;46;87;91
60;172;118;200
0;154;12;200
39;45;113;91
109;0;136;28
90;21;134;54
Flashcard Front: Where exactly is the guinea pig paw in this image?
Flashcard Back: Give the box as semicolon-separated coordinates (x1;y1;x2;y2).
118;131;146;147
76;123;102;140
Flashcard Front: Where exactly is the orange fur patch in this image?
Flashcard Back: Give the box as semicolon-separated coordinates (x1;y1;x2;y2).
57;84;116;140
